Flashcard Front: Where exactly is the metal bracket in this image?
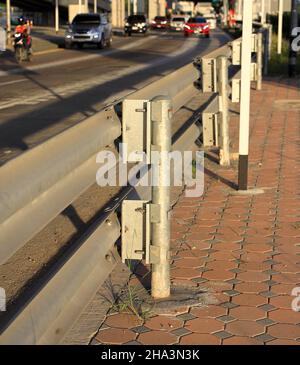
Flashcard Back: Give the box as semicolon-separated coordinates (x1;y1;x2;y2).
202;95;220;147
201;58;217;93
122;99;152;164
122;201;161;264
231;34;259;66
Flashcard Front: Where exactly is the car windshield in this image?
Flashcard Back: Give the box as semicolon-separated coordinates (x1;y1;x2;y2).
127;15;146;23
188;17;207;24
172;17;185;22
155;17;166;21
72;14;100;25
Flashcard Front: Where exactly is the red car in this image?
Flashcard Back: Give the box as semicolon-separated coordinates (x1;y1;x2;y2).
183;17;210;38
151;16;170;30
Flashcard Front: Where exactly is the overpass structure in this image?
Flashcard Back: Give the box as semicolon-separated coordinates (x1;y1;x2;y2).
1;0;168;28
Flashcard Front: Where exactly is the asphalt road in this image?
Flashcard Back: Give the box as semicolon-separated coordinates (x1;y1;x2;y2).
0;29;231;165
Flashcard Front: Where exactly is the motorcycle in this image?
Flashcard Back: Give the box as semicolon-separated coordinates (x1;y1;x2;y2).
13;32;32;62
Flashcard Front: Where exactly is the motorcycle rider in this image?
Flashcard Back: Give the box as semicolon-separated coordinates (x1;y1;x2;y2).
14;16;32;59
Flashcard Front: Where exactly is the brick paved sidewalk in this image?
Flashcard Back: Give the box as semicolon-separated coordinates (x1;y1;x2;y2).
93;78;300;345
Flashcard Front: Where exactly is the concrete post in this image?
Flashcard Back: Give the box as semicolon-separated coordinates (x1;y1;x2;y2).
55;0;59;33
151;97;172;299
217;56;230;167
238;0;253;191
277;0;283;54
94;0;97;13
133;0;137;14
261;0;266;24
112;0;125;28
6;0;11;46
257;32;263;90
78;0;82;13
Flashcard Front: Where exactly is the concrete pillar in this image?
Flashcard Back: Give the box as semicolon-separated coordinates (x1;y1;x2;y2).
149;0;165;21
112;0;125;28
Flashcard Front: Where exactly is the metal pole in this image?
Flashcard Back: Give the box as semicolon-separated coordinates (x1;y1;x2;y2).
151;97;172;299
217;56;230;167
94;0;97;13
6;0;11;45
289;0;298;77
257;32;263;90
238;0;253;191
223;0;229;27
263;26;269;75
55;0;59;33
277;0;283;54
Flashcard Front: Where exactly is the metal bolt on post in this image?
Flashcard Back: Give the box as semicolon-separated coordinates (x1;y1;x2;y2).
217;56;230;167
151;97;172;299
257;32;263;90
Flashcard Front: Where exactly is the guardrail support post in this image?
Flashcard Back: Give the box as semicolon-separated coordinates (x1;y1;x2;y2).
217;56;230;167
238;0;253;191
151;97;172;299
257;32;263;90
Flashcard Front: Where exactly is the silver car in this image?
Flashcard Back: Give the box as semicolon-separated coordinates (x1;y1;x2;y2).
65;13;112;49
170;16;188;31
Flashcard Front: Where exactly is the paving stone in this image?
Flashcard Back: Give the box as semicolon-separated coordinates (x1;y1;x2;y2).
221;302;240;309
229;306;265;321
124;341;142;345
96;328;136;344
259;291;278;298
176;312;197;321
269;309;300;325
186;317;224;334
226;320;265;337
256;318;276;327
226;278;242;285
213;330;233;340
217;315;236;323
138;331;178;345
229;268;244;274
264;279;278;286
254;333;276;343
267;323;300;340
191;305;227;319
223;290;240;297
192;277;209;284
131;326;151;334
263;269;280;275
144;316;183;331
223;336;263;345
258;304;276;312
180;333;221;345
171;327;192;337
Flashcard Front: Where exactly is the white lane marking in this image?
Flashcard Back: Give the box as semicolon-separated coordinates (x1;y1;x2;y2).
0;36;157;77
0;78;27;86
0;38;198;111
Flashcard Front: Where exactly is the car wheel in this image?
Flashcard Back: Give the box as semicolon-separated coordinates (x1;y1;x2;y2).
205;34;210;38
65;42;73;49
184;32;189;37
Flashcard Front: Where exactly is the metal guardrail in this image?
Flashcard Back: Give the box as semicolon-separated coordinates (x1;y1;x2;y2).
0;24;267;344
